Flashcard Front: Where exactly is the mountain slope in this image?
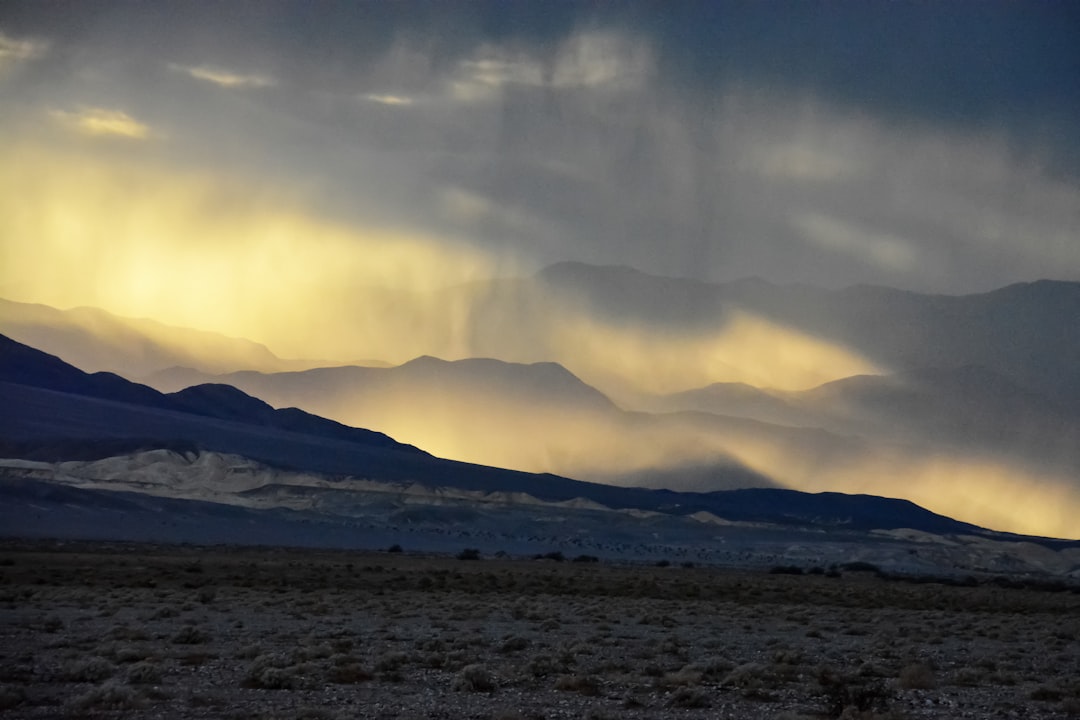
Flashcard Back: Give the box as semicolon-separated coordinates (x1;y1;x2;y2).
143;356;831;488
786;365;1080;465
0;297;371;377
0;334;422;456
499;263;1080;407
140;345;1080;538
1;332;1018;541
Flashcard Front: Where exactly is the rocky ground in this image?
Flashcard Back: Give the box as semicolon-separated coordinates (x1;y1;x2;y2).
1;540;1078;719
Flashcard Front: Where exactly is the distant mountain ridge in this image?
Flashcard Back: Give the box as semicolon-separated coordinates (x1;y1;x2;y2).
534;264;1080;407
1;332;1029;542
0;297;377;377
6;265;1080;539
0;334;422;456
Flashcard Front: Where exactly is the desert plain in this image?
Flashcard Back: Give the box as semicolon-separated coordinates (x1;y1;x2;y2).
1;540;1078;719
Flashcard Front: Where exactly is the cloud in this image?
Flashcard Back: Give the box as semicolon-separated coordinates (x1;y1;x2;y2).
793;211;919;274
0;31;48;69
169;63;276;89
361;93;414;107
0;139;496;361
49;107;152;140
449;30;653;102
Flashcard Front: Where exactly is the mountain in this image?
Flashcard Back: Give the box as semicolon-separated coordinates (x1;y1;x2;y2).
0;334;422;457
141;355;1080;539
0;297;378;377
6;330;1080;579
144;355;850;489
530;264;1080;408
0;332;1002;537
784;365;1080;466
475;262;1080;408
9;263;1080;539
638;382;814;427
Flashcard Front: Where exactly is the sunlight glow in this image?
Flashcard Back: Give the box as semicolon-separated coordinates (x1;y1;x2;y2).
0;141;494;361
548;308;884;397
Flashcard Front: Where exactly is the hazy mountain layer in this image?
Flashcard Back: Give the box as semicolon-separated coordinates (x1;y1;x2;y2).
7;262;1080;539
0;333;1001;538
0;297;378;377
142;351;1080;538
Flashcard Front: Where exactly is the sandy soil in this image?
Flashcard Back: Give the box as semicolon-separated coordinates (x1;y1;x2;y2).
1;540;1078;719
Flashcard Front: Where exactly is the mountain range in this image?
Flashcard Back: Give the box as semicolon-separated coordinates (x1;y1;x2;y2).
2;262;1079;541
2;330;1079;578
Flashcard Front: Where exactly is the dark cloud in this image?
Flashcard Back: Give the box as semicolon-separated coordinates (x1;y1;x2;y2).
6;1;1076;131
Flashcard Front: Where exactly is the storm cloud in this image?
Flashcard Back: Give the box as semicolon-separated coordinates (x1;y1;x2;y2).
2;1;1077;299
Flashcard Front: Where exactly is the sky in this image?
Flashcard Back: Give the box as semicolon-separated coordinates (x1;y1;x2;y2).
2;1;1079;329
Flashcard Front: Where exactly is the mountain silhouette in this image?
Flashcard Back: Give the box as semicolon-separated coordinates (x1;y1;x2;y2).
0;334;421;456
2;331;1005;537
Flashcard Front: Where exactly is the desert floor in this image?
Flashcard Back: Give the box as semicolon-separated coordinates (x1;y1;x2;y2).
0;540;1077;719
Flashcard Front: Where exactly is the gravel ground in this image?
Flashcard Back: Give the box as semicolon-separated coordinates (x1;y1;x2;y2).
1;540;1078;719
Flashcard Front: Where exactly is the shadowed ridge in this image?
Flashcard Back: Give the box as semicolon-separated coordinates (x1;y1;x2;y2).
0;334;426;455
0;332;177;410
169;383;278;423
395;354;619;412
169;383;427;455
536;261;731;329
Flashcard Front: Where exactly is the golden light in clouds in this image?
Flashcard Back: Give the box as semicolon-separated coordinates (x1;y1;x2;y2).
548;309;883;397
168;63;277;89
49;108;152;140
700;429;1080;539
0;140;495;360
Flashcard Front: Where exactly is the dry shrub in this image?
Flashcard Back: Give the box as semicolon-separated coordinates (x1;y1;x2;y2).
527;653;564;678
897;663;936;690
373;651;409;672
1030;685;1064;702
818;667;891;718
171;625;209;645
951;666;984;686
454;663;496;692
499;636;529;653
236;643;264;659
110;645;152;664
554;673;601;696
243;665;300;690
67;681;144;711
660;664;703;687
125;661;162;685
668;687;711;708
328;663;372;684
0;686;26;710
241;654;302;690
63;656;116;682
721;662;766;689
